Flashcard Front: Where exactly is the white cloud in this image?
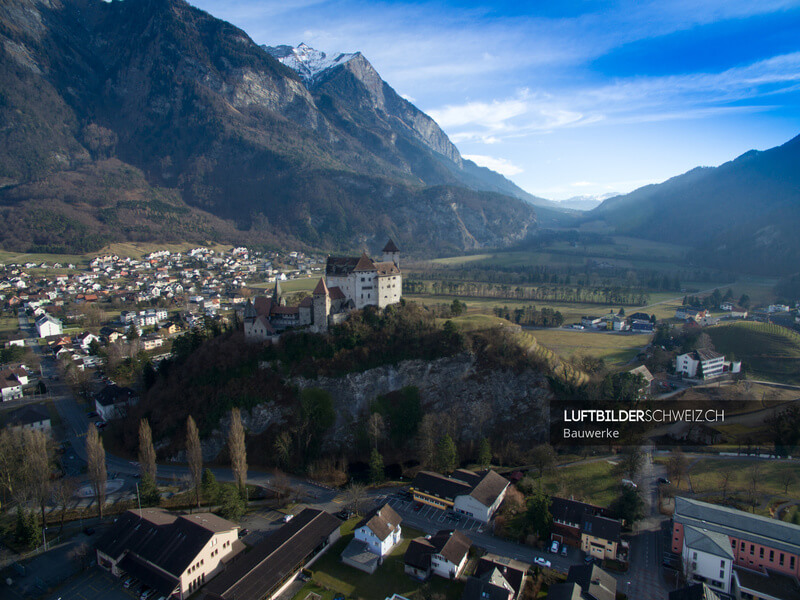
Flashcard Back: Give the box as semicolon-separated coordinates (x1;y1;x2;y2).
462;154;523;176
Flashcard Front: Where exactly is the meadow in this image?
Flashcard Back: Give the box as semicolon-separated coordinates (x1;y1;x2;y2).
706;322;800;384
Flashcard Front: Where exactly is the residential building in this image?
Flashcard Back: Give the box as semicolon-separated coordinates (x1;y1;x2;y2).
675;349;725;379
95;509;241;600
342;504;402;573
410;469;509;523
35;313;62;337
461;554;529;600
548;564;616;600
672;497;800;596
2;404;51;433
0;369;24;401
733;565;800;600
205;508;341;600
580;514;622;562
630;318;655;333
95;384;138;420
404;530;472;581
675;307;708;321
550;497;613;548
628;365;654;399
668;583;722;600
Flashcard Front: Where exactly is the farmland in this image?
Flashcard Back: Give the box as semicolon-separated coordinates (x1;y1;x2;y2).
706;322;800;384
526;329;652;364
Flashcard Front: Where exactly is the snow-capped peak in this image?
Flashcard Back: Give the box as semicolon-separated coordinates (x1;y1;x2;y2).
263;43;357;83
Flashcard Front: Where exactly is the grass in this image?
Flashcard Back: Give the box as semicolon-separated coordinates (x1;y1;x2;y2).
0;314;19;335
673;458;800;503
706;322;800;384
435;314;514;331
538;460;623;508
527;329;652;364
292;520;464;600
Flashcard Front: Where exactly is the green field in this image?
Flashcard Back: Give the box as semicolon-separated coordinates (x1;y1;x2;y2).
292;520;462;600
706;322;800;384
540;460;623;507
528;329;652;364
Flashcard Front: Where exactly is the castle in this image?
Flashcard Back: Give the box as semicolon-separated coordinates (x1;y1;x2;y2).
244;240;402;341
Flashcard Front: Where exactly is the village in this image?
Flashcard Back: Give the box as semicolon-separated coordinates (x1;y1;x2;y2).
1;243;800;600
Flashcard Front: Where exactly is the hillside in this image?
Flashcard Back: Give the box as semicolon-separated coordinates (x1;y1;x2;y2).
0;0;537;254
588;134;800;275
706;322;800;384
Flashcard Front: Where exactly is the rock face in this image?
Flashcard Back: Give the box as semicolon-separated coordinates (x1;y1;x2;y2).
295;354;552;450
187;354;551;461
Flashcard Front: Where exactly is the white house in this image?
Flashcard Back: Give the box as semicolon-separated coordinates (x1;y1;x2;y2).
681;525;734;595
95;385;138;420
354;504;402;557
76;332;101;352
411;469;509;524
675;349;725;379
3;404;51;433
342;504;403;573
35;314;63;337
0;378;23;401
404;530;472;581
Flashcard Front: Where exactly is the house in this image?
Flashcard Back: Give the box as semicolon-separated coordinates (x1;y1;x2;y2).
35;313;62;337
404;530;472;581
410;469;509;523
668;583;723;600
675;349;725;379
580;514;622;562
342;504;402;573
2;404;51;433
672;497;800;596
461;554;529;600
99;326;125;343
550;497;613;549
95;385;138;420
205;508;341;600
581;316;603;328
675;307;708;322
548;564;616;600
0;369;24;401
75;332;100;352
628;365;654;399
630;319;655;333
141;334;164;351
95;509;241;600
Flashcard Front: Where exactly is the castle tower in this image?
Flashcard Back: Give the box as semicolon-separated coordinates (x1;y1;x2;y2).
273;277;286;307
243;299;257;339
382;239;400;267
312;277;331;333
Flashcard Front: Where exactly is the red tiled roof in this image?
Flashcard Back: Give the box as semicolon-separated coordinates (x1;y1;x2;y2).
382;239;399;253
313;278;328;295
328;286;346;300
353;252;376;272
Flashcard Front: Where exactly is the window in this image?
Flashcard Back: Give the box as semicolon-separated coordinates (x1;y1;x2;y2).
720;560;725;568
792;556;796;569
759;548;764;559
720;570;724;578
780;553;785;566
750;544;754;555
770;550;774;561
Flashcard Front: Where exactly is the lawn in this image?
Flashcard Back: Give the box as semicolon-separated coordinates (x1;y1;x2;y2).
538;460;623;508
434;314;513;331
293;520;464;600
250;277;321;293
671;458;800;503
527;329;652;365
706;322;800;384
0;314;19;336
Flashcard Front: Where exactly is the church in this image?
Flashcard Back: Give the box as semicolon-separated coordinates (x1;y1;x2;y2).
244;240;402;341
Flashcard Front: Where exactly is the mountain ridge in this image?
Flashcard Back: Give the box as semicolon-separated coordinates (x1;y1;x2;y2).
0;0;538;254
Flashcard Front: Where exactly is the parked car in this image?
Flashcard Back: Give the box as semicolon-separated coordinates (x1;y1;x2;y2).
658;477;671;485
123;577;135;588
238;528;249;538
561;545;568;556
550;540;559;554
83;527;95;536
87;411;99;418
534;557;551;568
283;514;294;523
621;478;637;488
140;589;154;600
584;554;595;563
94;421;107;429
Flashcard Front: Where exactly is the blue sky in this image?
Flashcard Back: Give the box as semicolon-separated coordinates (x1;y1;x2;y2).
191;0;800;200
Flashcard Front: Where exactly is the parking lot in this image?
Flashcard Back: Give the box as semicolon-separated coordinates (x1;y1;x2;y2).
385;496;486;533
44;568;137;600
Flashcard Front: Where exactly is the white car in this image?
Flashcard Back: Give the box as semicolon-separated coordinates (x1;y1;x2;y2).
283;513;294;523
550;540;559;553
534;557;551;568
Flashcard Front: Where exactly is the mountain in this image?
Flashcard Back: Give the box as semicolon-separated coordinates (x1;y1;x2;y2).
589;134;800;275
0;0;537;255
557;193;617;211
264;42;549;206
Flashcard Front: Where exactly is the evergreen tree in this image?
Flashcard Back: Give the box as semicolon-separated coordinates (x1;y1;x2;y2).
217;484;245;521
201;468;219;502
138;473;161;506
611;486;645;526
369;448;385;483
525;491;553;539
436;434;458;473
478;437;492;467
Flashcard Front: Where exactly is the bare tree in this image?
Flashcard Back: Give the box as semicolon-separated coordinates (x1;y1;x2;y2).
86;424;107;518
666;449;689;489
274;431;292;469
780;470;797;495
342;482;367;516
25;429;53;528
0;427;25;504
619;446;645;480
186;416;203;508
228;408;248;495
53;478;78;532
530;444;557;479
719;466;735;500
367;412;385;450
748;463;763;513
138;418;157;481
